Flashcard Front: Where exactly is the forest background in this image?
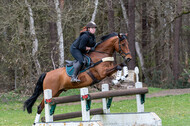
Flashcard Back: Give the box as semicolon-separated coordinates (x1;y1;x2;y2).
0;0;190;94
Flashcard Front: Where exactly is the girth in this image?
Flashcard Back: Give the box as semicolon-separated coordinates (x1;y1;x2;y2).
87;71;101;85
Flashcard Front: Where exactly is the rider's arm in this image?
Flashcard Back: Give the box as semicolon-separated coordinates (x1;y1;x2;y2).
78;34;89;52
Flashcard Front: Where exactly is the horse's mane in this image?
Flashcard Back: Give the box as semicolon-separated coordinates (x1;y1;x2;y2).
94;32;118;48
101;32;118;42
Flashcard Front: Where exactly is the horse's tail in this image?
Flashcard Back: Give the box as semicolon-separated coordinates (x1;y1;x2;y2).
23;73;46;114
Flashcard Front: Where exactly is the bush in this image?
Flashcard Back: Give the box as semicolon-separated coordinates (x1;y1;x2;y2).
176;69;190;88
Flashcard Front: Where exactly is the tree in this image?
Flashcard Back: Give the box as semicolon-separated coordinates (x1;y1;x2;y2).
106;0;116;64
54;0;64;67
120;0;128;30
91;0;99;22
25;0;41;75
141;1;148;51
106;0;115;32
173;0;182;81
128;0;136;70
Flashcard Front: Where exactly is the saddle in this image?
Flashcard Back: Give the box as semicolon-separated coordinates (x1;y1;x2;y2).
65;55;92;77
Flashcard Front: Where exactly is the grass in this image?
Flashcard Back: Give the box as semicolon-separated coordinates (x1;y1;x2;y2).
0;88;189;126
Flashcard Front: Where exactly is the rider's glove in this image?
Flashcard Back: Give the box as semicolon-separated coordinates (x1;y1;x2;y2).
90;47;95;51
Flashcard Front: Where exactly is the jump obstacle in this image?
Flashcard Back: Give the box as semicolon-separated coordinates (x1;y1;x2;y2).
34;67;162;126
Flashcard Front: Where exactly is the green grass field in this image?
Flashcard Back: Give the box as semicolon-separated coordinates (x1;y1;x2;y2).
0;88;189;126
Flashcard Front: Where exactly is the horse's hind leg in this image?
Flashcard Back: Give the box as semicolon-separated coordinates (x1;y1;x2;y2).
34;90;63;123
47;90;63;115
34;98;44;124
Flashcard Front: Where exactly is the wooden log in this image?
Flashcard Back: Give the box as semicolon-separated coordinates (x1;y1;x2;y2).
51;95;80;105
51;87;148;105
90;87;148;100
41;108;103;122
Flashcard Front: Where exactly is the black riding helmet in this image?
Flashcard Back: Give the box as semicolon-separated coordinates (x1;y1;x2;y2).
86;21;97;28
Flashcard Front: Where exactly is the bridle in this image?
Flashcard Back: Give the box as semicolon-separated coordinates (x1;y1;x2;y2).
92;34;131;58
118;34;131;58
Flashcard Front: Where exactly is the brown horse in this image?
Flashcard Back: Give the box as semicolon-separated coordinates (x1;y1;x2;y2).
23;33;132;123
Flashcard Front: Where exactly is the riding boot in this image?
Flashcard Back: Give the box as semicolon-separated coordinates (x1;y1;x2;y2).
71;62;82;83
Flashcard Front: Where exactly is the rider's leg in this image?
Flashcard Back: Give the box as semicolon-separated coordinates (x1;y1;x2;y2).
70;47;84;82
71;61;82;82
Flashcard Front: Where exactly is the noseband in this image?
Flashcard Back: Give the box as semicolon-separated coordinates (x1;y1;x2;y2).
118;34;131;58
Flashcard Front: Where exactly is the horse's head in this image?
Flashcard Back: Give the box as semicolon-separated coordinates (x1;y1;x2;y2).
115;33;132;63
94;33;132;64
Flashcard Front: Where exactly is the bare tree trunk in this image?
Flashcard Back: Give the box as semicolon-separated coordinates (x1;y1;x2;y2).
25;0;41;75
120;0;128;30
128;0;136;70
173;0;182;81
183;1;190;69
106;0;116;64
91;0;99;22
142;1;148;48
54;0;64;67
49;22;57;69
14;67;17;89
51;47;56;70
135;42;147;78
48;0;58;69
106;0;115;32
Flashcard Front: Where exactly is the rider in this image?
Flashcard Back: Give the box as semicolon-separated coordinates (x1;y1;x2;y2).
70;21;97;82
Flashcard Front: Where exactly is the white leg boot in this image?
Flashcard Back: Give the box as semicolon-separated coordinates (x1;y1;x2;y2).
121;66;128;82
112;70;122;85
34;113;41;124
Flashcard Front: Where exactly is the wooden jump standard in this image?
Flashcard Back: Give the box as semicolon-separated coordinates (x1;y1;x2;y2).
50;87;148;105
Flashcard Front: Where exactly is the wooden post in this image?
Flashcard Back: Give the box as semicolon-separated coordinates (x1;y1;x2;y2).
80;88;90;121
135;82;144;112
44;89;53;122
135;67;144;112
102;84;110;113
135;66;139;82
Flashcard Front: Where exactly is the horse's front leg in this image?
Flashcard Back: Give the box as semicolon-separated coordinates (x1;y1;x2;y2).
106;64;123;76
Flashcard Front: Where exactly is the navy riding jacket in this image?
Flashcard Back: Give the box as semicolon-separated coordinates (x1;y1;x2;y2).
72;31;96;53
70;31;96;64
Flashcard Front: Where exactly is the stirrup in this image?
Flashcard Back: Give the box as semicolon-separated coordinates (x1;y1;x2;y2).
71;77;81;83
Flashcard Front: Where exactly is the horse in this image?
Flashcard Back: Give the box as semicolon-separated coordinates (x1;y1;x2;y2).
23;32;132;123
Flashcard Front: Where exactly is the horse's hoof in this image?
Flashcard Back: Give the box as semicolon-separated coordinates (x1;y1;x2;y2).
112;79;120;85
